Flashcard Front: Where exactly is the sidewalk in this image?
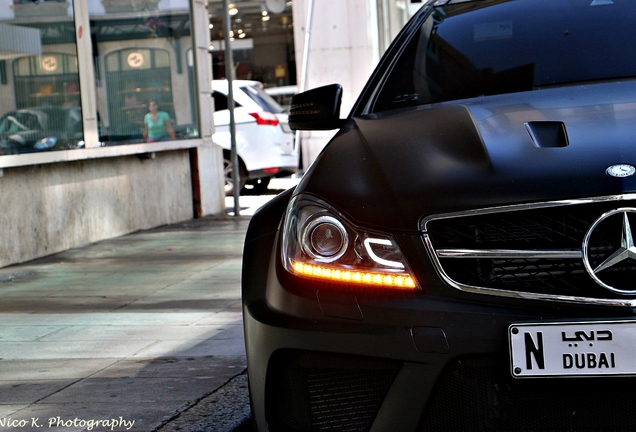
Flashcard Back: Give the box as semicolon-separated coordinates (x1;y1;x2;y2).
0;215;253;432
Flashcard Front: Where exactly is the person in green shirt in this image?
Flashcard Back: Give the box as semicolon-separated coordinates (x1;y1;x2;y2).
143;100;176;142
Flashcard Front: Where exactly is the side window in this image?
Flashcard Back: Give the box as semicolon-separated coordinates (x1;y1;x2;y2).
241;85;284;113
23;113;42;131
212;91;241;112
212;91;228;111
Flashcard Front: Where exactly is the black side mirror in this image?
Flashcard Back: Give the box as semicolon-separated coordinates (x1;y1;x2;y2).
289;84;346;131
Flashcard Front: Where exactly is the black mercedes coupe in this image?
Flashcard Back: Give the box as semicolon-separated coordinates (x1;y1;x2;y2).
242;1;636;430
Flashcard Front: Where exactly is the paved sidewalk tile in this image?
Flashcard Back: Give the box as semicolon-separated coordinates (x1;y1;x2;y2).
0;216;252;432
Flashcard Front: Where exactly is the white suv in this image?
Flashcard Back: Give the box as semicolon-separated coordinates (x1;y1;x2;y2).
212;80;298;194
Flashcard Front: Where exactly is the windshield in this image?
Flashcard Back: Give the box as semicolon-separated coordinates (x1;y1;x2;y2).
373;0;636;112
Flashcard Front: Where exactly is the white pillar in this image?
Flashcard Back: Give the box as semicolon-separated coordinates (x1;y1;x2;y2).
292;0;380;169
191;0;225;216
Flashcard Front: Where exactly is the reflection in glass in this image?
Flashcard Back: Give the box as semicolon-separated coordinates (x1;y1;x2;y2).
0;10;83;154
14;54;80;109
0;0;200;155
92;0;200;145
103;48;175;143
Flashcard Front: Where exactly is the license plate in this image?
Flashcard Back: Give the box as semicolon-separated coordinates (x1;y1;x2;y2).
509;320;636;378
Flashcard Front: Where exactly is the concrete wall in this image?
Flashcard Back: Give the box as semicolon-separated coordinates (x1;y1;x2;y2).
0;150;193;267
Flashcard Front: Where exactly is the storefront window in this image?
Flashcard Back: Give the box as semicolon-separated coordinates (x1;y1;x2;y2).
0;0;200;156
92;1;199;145
0;11;83;154
103;48;175;142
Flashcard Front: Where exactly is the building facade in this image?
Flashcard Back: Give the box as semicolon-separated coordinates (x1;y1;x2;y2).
0;0;222;267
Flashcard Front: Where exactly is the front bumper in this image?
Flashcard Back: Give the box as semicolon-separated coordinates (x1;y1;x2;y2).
244;246;542;432
245;291;636;431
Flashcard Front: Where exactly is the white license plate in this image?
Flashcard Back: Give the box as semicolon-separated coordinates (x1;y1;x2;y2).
509;320;636;378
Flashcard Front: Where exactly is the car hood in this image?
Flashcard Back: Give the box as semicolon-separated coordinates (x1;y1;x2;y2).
297;80;636;231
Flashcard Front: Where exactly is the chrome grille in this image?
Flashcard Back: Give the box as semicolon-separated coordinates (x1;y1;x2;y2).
423;195;636;306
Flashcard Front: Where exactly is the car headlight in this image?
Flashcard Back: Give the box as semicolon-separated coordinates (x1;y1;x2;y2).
34;137;58;150
281;194;419;291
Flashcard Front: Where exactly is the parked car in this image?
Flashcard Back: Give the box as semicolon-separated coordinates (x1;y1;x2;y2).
212;80;298;194
242;1;636;431
0;106;85;154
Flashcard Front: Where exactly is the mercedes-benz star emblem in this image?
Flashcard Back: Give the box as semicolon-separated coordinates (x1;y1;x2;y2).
583;208;636;294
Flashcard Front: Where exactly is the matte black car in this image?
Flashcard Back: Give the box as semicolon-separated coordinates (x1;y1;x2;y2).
242;1;636;430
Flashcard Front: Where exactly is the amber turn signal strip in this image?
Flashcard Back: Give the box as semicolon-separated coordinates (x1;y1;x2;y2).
292;261;418;290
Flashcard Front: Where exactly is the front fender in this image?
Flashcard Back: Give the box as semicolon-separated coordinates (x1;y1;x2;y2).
241;187;295;305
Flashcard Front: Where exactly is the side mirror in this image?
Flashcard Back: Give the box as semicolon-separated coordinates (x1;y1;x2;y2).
289;84;346;131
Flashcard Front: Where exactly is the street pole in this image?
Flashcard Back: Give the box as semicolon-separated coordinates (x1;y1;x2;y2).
222;0;240;216
299;0;314;93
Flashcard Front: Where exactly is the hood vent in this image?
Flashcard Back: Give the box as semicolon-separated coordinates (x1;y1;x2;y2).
525;121;569;148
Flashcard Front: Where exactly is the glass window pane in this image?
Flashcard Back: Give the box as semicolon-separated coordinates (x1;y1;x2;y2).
0;9;83;154
92;0;200;145
212;91;228;111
